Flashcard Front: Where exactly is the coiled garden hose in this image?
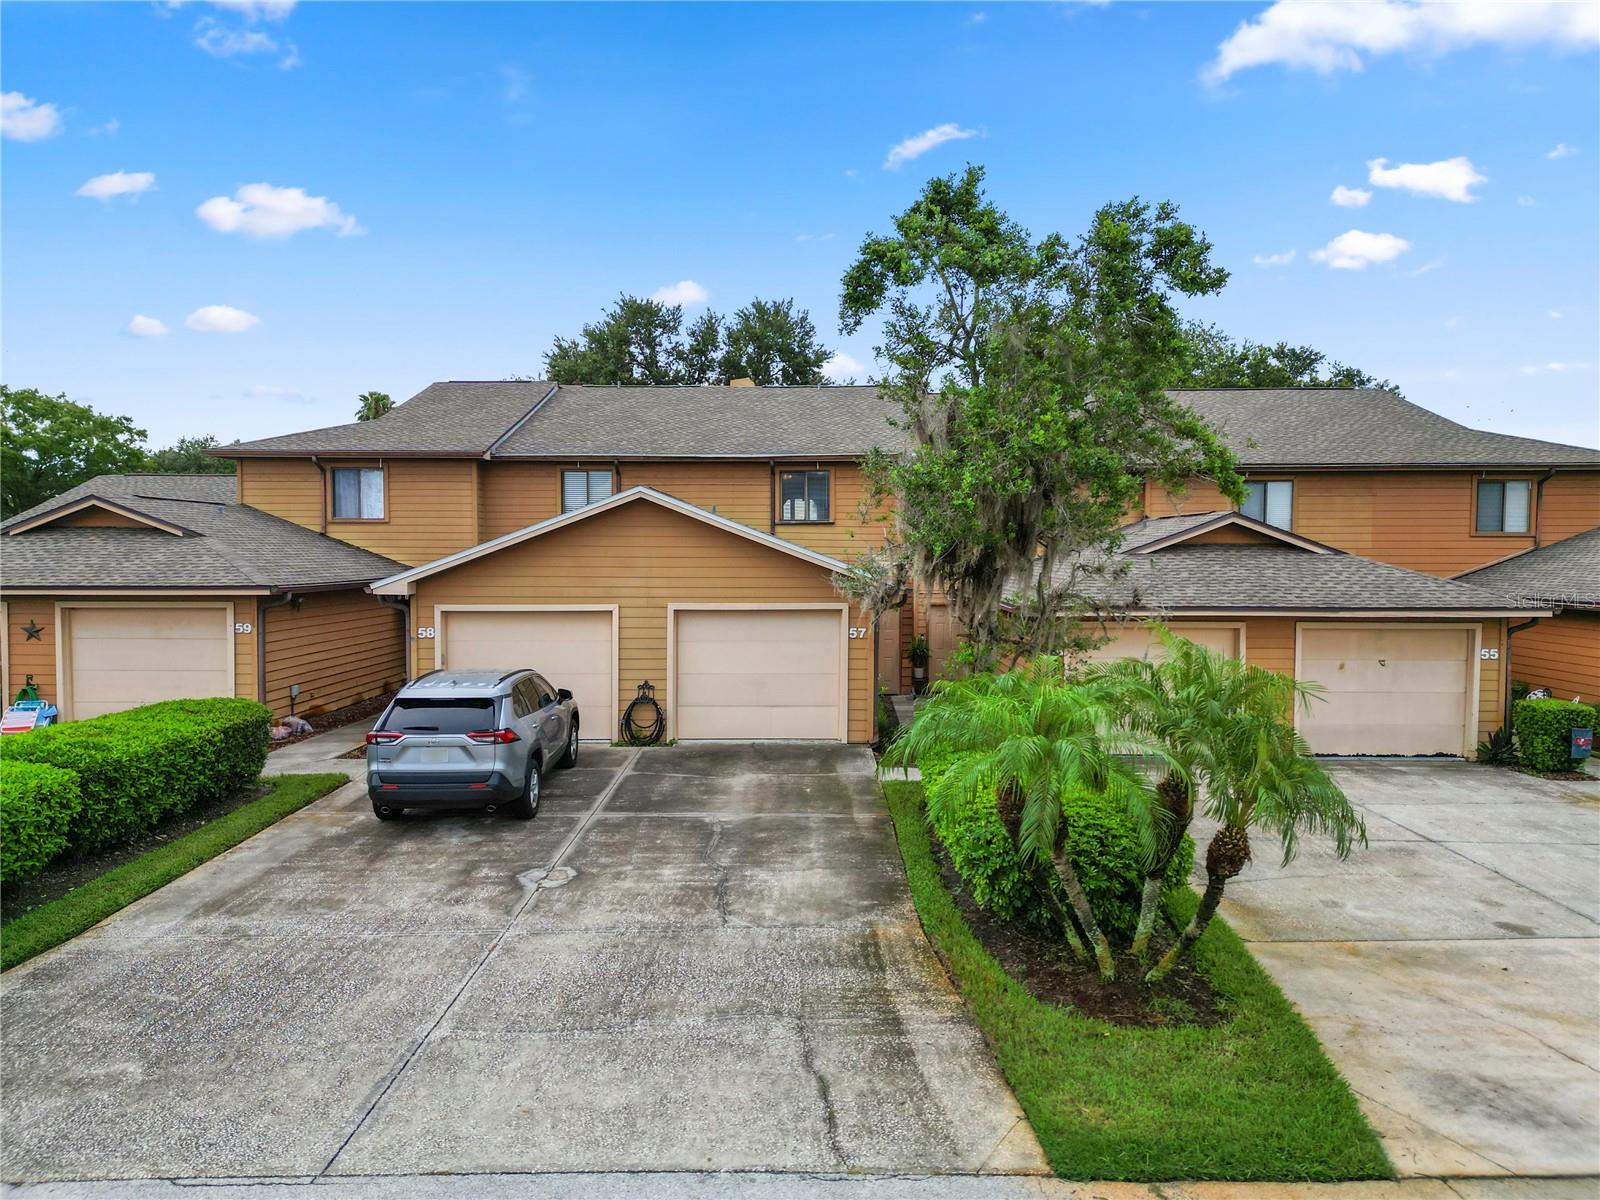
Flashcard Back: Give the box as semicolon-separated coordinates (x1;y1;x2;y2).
620;680;666;746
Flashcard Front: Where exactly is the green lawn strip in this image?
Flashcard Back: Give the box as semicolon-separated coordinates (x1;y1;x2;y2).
2;772;349;972
882;780;1391;1183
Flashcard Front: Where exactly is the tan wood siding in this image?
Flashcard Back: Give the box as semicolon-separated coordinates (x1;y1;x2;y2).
626;462;771;528
45;509;154;529
1510;612;1599;704
1242;617;1297;677
1538;473;1600;543
1147;472;1600;576
237;458;323;530
480;463;562;539
326;459;479;565
1179;526;1281;546
5;599;58;706
412;499;874;742
774;463;890;560
263;589;405;717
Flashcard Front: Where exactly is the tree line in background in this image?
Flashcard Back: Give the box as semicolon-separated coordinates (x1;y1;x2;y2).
0;385;396;518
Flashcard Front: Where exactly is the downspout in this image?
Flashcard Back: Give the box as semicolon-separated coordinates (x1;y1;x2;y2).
310;456;328;534
258;592;295;711
769;459;777;534
1532;469;1557;548
377;594;413;681
1503;615;1544;733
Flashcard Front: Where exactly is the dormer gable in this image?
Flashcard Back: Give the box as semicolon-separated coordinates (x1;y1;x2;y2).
1126;512;1335;556
5;496;197;538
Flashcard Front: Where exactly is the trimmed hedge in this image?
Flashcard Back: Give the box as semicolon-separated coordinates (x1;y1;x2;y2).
1;698;271;854
920;751;1195;939
0;760;82;887
1513;698;1599;774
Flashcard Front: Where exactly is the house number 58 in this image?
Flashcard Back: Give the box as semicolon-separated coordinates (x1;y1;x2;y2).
416;626;436;639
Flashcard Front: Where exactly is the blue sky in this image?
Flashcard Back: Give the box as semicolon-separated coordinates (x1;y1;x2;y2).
4;1;1597;449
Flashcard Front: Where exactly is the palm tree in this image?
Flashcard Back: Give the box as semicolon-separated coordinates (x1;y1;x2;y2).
356;391;393;422
1079;625;1314;957
882;656;1164;981
1144;679;1365;984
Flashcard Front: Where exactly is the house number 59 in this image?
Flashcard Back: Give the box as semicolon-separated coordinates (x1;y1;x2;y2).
416;626;436;639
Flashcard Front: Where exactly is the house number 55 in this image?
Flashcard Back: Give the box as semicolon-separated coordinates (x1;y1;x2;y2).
1480;647;1499;660
416;626;436;639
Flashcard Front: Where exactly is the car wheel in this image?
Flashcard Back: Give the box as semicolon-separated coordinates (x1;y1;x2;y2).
559;723;579;769
508;760;540;820
372;797;403;821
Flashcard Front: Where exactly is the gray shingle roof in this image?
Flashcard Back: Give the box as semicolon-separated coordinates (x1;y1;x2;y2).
492;384;905;458
1175;388;1600;468
221;382;556;457
219;381;1600;467
1044;518;1539;613
1456;528;1600;608
2;475;403;591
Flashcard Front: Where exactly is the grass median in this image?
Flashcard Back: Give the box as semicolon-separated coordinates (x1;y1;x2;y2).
2;772;348;972
882;779;1391;1183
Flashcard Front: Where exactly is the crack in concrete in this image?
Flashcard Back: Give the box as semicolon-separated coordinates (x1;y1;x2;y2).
793;1016;848;1172
314;750;642;1179
704;816;730;927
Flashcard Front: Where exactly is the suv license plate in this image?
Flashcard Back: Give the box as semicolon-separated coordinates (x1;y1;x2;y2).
419;748;450;764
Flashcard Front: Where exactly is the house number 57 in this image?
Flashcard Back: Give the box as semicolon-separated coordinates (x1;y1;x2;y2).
848;627;869;639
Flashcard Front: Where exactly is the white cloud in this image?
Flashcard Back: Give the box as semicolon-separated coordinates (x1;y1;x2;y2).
823;352;866;381
1517;195;1539;207
969;11;988;25
883;123;978;170
1309;229;1411;270
197;183;363;238
209;1;297;19
186;305;260;333
1547;142;1579;159
1521;361;1591;374
1549;310;1562;319
76;171;157;201
1408;256;1445;276
1;92;64;141
194;17;299;67
86;117;120;137
127;314;169;337
649;280;710;307
795;232;836;243
1205;0;1599;83
1330;184;1371;207
1367;155;1486;202
1252;250;1296;266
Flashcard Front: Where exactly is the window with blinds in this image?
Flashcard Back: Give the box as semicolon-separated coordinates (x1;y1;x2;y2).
779;470;830;523
1475;479;1531;533
1240;480;1292;530
562;469;615;513
331;467;385;519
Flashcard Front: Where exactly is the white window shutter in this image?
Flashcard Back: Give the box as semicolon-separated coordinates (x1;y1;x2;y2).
1503;480;1531;533
1265;481;1292;530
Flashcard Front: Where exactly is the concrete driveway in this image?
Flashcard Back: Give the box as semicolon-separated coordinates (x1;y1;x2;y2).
1;744;1044;1185
1203;760;1600;1179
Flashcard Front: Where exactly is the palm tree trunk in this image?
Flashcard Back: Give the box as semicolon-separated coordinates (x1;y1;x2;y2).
1032;867;1089;962
1144;873;1226;983
1050;846;1115;981
995;780;1088;963
1130;873;1165;958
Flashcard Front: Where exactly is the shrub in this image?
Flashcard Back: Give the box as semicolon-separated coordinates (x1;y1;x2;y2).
1513;698;1599;774
921;751;1195;938
2;698;270;853
0;760;81;887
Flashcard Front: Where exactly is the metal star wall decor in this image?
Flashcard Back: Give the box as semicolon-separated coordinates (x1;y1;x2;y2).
21;620;43;641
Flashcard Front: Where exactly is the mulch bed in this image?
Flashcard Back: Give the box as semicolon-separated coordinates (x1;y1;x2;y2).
266;692;393;752
1;782;273;923
929;833;1226;1029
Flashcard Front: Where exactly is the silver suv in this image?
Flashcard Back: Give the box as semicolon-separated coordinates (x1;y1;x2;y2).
365;668;580;821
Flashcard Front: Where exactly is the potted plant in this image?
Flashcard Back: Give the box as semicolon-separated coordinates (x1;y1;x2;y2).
908;635;931;694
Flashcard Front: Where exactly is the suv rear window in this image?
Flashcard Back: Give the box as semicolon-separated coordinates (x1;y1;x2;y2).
379;697;497;735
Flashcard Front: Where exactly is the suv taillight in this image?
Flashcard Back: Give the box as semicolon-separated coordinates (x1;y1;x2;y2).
466;729;520;744
366;731;403;745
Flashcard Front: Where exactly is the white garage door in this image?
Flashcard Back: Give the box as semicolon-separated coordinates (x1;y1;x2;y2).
1081;623;1241;663
67;606;231;720
1298;625;1474;756
440;609;613;737
674;608;843;740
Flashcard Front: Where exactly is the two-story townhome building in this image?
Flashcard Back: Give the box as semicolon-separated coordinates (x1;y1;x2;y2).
3;382;1594;754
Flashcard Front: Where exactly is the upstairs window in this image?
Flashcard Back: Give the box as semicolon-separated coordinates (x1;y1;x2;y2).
331;467;384;520
1476;479;1531;534
1240;480;1292;530
562;469;614;513
780;470;830;523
